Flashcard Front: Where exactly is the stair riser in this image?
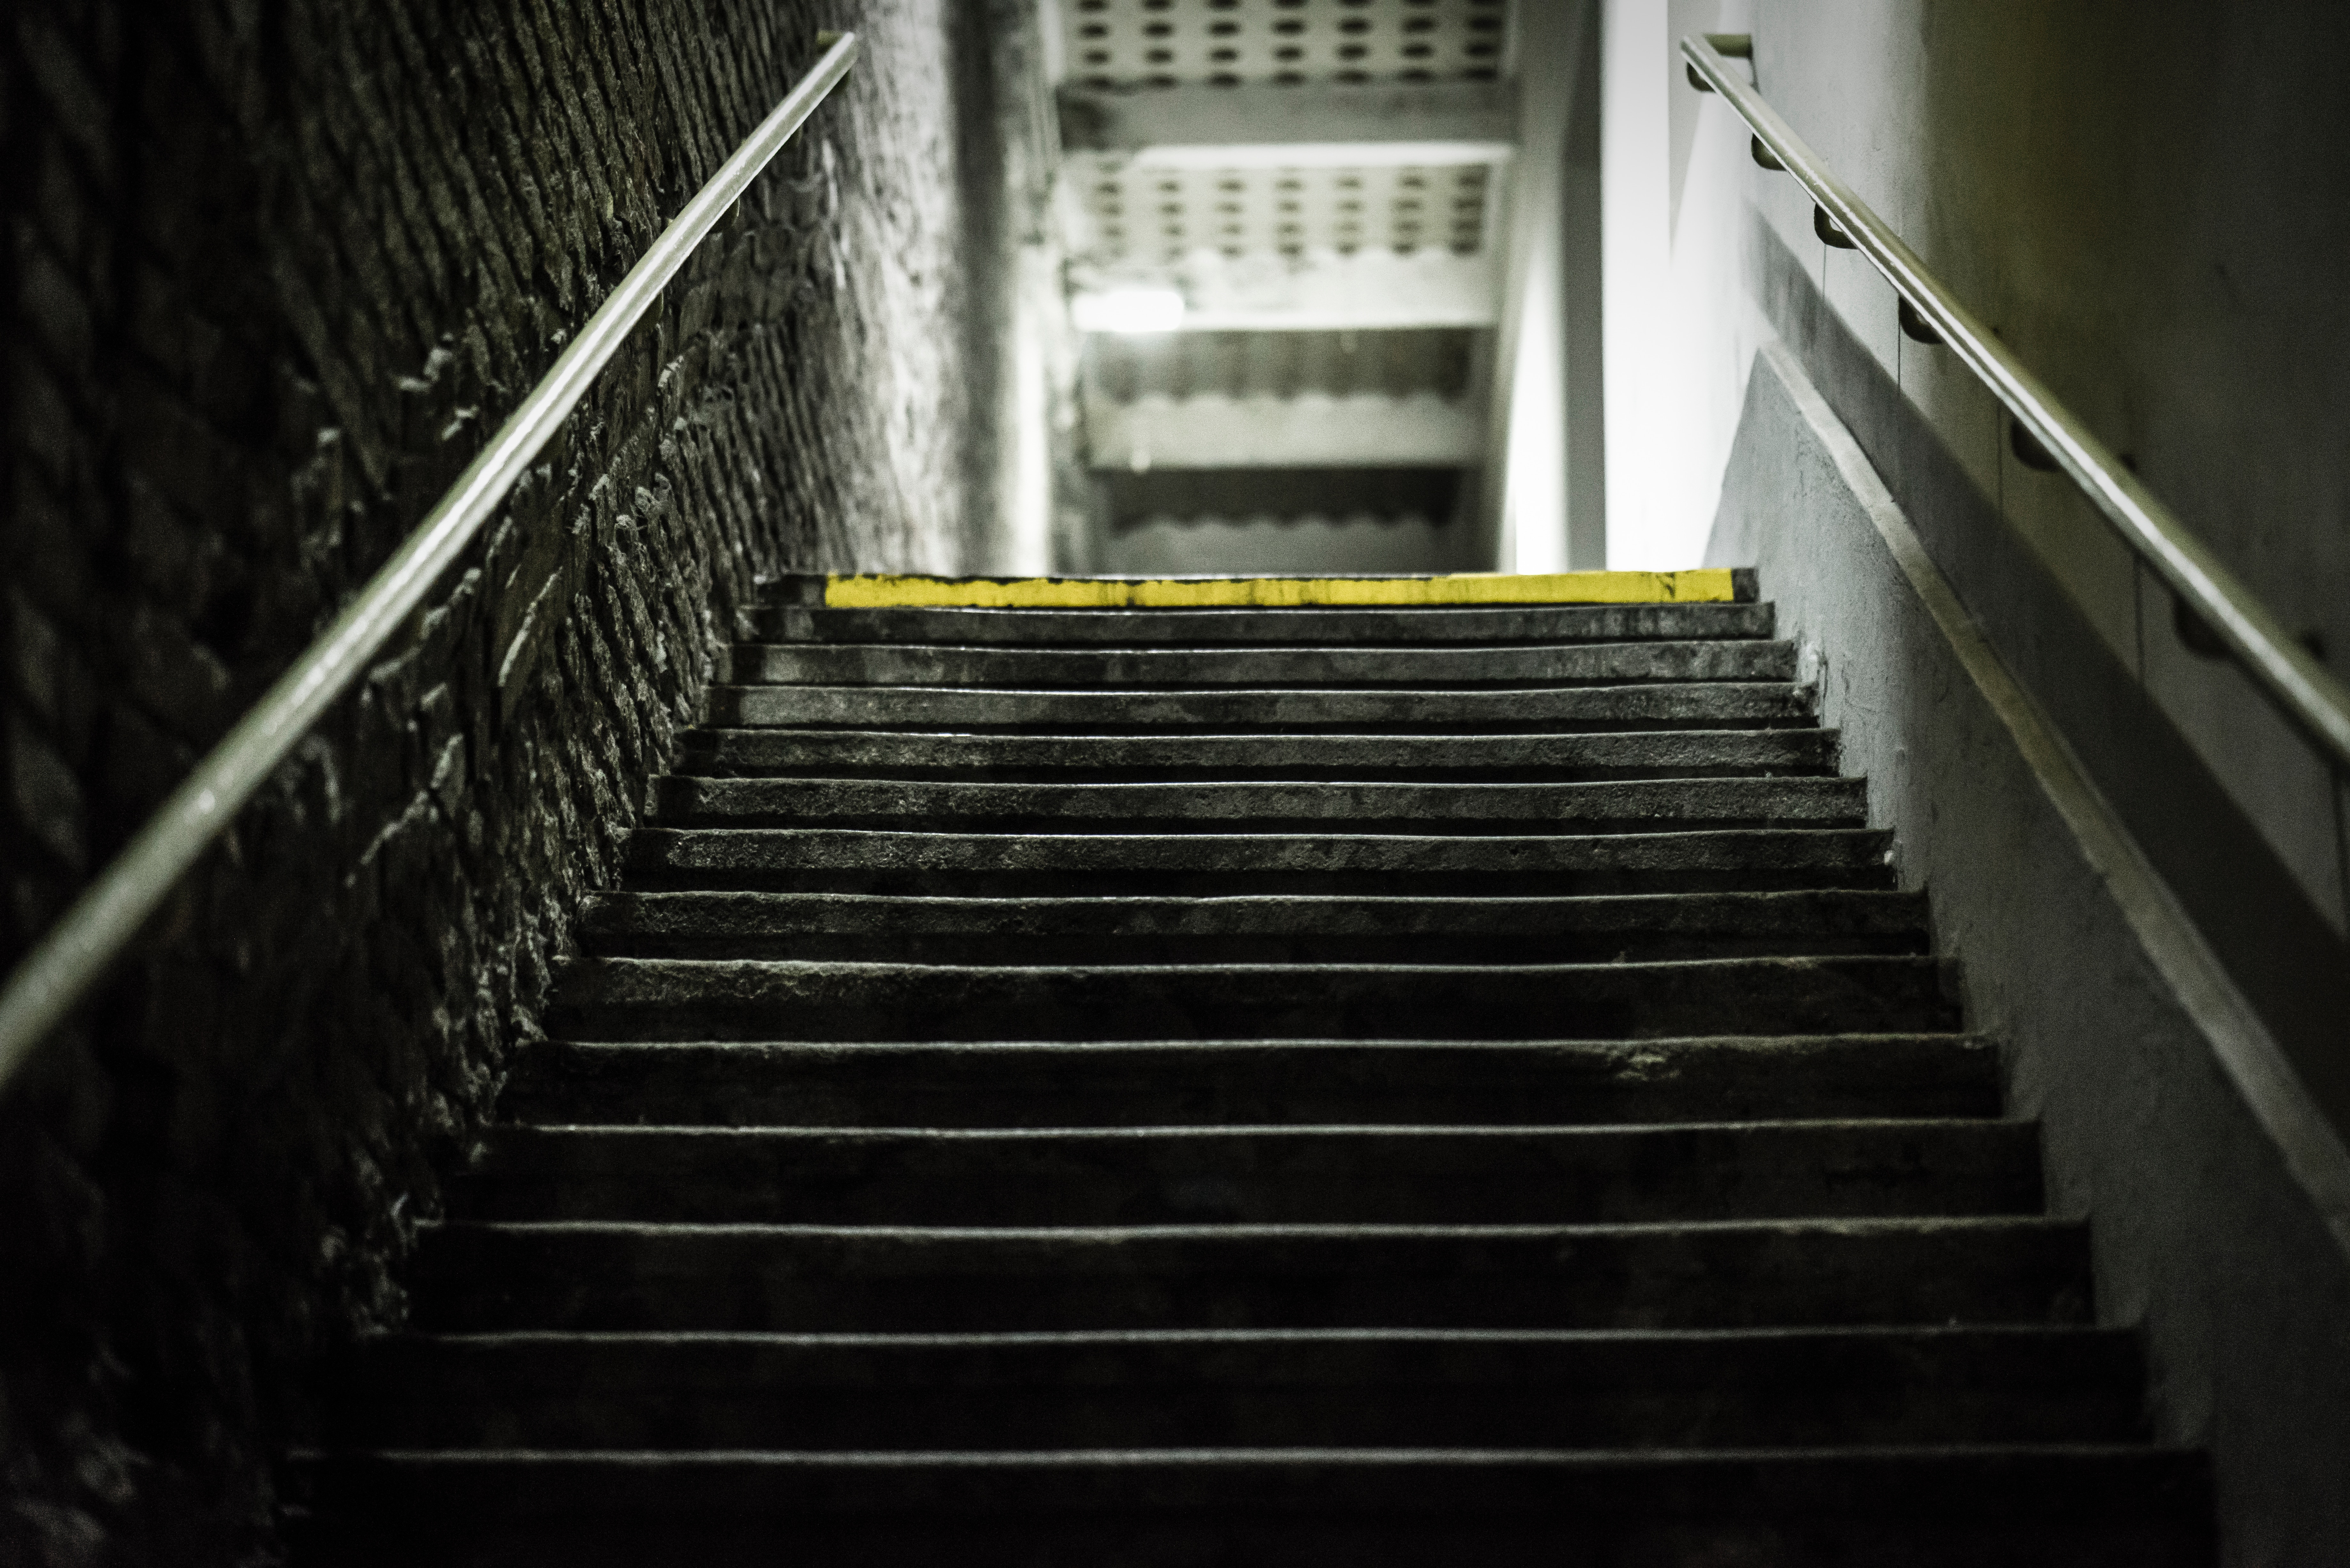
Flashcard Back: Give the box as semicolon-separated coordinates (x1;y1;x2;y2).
335;1328;2142;1450
411;1222;2092;1334
456;1170;2037;1226
287;1511;2214;1568
289;1448;2210;1564
754;602;1780;645
454;1121;2041;1225
578;891;1931;964
710;684;1816;733
676;728;1841;782
580;931;1933;963
620;827;1899;898
647;776;1867;832
550;958;1959;1043
622;867;1903;898
503;1038;2005;1129
308;1517;2220;1568
335;1383;2141;1452
723;642;1798;689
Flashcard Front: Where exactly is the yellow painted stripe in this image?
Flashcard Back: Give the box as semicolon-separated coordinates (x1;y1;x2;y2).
825;570;1738;610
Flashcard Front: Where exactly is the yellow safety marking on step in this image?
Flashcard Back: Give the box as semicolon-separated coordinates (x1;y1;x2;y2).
824;570;1739;609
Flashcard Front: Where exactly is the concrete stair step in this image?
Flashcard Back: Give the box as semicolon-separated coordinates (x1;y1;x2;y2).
676;726;1841;781
620;825;1898;896
406;1216;2093;1334
547;955;1959;1042
577;890;1931;962
502;1036;2003;1129
326;1325;2143;1451
752;601;1778;646
303;581;2211;1561
722;640;1797;690
647;775;1867;832
447;1119;2039;1225
286;1444;2211;1567
709;682;1816;732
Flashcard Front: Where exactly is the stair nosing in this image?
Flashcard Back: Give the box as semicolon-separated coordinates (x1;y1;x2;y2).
416;1215;2078;1240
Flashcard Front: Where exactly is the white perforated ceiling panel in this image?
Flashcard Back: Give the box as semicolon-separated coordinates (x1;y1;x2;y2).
1062;0;1510;90
1080;160;1495;263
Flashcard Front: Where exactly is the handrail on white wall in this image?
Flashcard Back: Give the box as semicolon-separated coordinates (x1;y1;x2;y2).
1682;33;2350;816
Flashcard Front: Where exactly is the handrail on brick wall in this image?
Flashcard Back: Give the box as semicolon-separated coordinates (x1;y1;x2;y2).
0;33;862;1097
1682;34;2350;832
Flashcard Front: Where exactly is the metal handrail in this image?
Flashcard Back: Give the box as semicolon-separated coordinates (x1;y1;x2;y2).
1682;33;2350;783
0;33;862;1097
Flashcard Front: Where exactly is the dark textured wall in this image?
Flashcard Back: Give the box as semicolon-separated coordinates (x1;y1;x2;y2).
0;2;986;1560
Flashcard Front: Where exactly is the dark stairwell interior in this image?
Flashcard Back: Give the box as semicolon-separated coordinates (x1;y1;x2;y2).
3;3;2347;1566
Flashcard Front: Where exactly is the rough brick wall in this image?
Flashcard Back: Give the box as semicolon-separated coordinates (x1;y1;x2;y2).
0;2;990;1561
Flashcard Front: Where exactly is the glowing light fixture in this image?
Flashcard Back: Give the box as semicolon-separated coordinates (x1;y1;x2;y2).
1072;286;1186;334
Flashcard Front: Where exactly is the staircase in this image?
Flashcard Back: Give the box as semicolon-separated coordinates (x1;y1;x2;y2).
297;577;2212;1565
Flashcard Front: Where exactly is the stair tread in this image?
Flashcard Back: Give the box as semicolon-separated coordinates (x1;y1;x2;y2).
312;583;2206;1557
548;954;1957;1043
454;1116;2036;1203
619;826;1900;895
710;682;1818;732
721;641;1797;689
677;727;1840;780
753;603;1779;646
648;775;1868;828
354;1320;2125;1348
422;1214;2076;1237
504;1035;2001;1127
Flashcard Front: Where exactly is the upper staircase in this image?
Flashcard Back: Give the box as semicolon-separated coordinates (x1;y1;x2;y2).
293;574;2211;1566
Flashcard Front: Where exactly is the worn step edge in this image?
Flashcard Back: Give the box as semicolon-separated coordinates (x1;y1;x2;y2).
751;603;1779;647
710;683;1818;733
719;641;1798;690
647;775;1869;829
288;1441;2209;1518
675;726;1843;781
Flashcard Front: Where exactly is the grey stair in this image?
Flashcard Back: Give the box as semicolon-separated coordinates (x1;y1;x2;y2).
678;726;1842;780
449;1119;2040;1224
619;825;1899;895
548;955;1957;1041
648;774;1867;830
501;1036;2006;1128
578;889;1931;961
723;639;1796;688
301;580;2208;1564
407;1216;2092;1334
754;600;1777;645
710;682;1816;731
289;1448;2212;1568
330;1325;2142;1451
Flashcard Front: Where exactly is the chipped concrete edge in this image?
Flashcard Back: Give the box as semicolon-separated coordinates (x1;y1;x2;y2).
1758;333;2350;1262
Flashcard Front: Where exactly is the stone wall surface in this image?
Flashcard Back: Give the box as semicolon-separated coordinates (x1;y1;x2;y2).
0;2;985;1561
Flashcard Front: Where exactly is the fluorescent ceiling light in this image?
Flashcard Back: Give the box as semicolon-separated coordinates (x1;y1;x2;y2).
1072;287;1186;334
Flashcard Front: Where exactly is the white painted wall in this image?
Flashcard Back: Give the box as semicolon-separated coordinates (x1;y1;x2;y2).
1599;0;1755;570
1609;0;2350;931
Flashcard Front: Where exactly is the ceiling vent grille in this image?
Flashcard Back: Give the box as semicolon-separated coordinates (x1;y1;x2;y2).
1087;328;1476;402
1063;0;1509;90
1080;161;1495;264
